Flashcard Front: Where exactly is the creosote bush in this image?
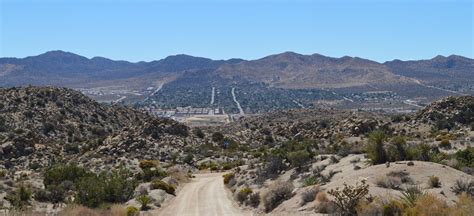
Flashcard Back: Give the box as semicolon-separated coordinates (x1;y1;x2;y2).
43;164;137;208
247;192;260;208
5;185;32;209
452;179;474;196
126;206;139;216
150;179;175;195
236;187;253;204
263;181;294;212
301;185;320;206
223;173;235;185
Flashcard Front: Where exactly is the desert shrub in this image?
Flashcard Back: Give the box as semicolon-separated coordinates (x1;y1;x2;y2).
428;176;441;188
75;176;106;208
193;128;205;138
438;139;451;149
5;185;32;209
126;206;139;216
211;132;224;143
406;143;434;161
0;169;6;178
43;164;92;187
135;168;167;182
381;200;404;216
365;130;387;164
391;115;404;123
287;150;311;169
386;170;413;184
376;176;401;190
165;123;188;137
263;182;294;212
434;118;455;131
34;189;51;202
303;176;319;186
183;154;194;165
136;195;151;210
400;186;423;207
450;193;474;215
328;180;369;216
223;173;235;185
139;160;158;170
236;187;253;203
452;179;474;196
103;168;138;203
404;193;449;216
256;156;287;183
315;191;336;213
34;183;66;203
301;186;319;206
246;192;260;208
387;136;407;161
454;147;473;168
150;179;175;195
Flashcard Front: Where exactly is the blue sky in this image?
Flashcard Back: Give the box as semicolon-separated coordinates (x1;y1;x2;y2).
0;0;472;62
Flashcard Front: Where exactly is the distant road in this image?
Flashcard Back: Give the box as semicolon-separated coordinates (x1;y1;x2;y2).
231;88;245;115
114;96;127;103
210;87;215;105
413;79;464;95
156;173;249;216
292;100;305;108
144;82;164;102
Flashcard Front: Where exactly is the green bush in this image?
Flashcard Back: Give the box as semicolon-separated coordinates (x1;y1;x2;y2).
139;160;158;170
388;136;407;161
136;195;151;210
103;168;138;203
6;185;32;209
438;139;451;149
193;128;205;138
287;150;312;169
223;173;235;185
454;147;473;168
428;176;441;188
135;168;168;182
211;132;224;143
150;179;175;195
365;131;387;164
126;206;139;216
43;164;92;187
303;176;319;186
236;187;253;203
75;176;106;208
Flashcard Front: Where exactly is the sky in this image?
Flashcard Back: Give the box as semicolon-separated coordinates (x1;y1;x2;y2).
0;0;472;62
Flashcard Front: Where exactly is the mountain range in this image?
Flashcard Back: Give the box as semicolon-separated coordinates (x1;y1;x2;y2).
1;51;473;98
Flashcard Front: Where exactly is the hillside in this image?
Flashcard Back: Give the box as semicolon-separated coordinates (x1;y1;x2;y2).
215;52;415;89
1;51;472;108
0;87;193;171
0;51;238;88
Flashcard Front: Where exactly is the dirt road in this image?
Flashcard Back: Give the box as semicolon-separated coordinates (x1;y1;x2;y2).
156;172;251;216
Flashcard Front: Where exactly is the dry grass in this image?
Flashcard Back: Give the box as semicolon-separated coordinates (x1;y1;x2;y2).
315;191;329;203
58;204;127;216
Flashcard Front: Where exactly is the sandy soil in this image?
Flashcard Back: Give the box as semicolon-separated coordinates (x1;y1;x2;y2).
153;172;251;216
